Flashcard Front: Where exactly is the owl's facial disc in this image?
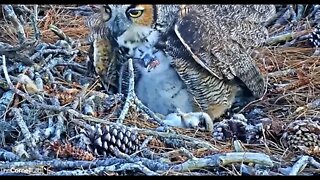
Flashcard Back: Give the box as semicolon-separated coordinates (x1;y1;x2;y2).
105;5;158;57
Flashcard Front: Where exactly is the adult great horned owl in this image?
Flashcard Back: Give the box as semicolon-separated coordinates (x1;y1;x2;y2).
87;5;276;130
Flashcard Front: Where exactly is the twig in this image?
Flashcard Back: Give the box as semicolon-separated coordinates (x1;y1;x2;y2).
267;69;296;79
34;72;44;92
11;108;36;147
133;128;218;151
141;136;153;148
117;58;135;123
51;112;66;142
309;157;320;169
296;4;305;21
112;147;132;161
266;29;311;45
117;58;164;125
0;148;20;161
179;147;195;159
3;5;26;44
19;5;41;40
0;90;14;118
289;5;297;24
171;152;273;172
134;96;164;126
264;6;288;27
49;25;74;45
0;158;123;170
0;40;36;53
71;83;89;109
117;162;160;176
0;157;169;173
306;98;320;109
34;5;38;20
218;152;273;166
233;140;245;152
50;164;118;176
55;62;87;71
11;108;41;160
2;55;14;89
288;156;310;175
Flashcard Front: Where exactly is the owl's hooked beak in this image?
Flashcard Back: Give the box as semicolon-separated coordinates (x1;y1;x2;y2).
141;53;154;67
110;15;130;38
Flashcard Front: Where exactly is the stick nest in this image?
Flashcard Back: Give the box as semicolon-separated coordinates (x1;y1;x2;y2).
0;4;320;176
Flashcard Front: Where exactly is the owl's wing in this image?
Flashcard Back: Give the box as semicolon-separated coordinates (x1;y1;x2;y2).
174;5;273;98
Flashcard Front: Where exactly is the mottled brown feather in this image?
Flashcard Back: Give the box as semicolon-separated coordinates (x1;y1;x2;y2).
173;5;274;98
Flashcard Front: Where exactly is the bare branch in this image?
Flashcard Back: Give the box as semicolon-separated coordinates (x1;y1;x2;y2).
171;152;273;172
117;58;135;123
288;156;310;175
3;5;26;43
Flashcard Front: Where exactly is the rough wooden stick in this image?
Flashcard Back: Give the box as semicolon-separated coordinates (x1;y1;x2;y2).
51;112;66;142
0;158;122;170
2;55;14;89
117;58;164;125
51;165;118;176
0;90;14;118
267;69;296;79
134;128;218;151
141;136;153;148
11;108;41;160
179;147;195;159
117;162;160;176
266;29;311;46
0;40;36;53
264;6;288;27
11;108;36;147
288;5;297;23
288;156;310;175
0;148;20;161
218;152;273;166
309;157;320;169
3;5;26;43
134;96;165;126
0;157;169;173
171;152;273;172
71;83;89;110
49;25;73;45
19;5;41;40
117;58;135;123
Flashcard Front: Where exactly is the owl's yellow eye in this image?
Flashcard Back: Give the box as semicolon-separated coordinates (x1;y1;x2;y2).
128;9;144;18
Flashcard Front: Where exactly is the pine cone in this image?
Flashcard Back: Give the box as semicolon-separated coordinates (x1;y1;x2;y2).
212;114;267;143
82;124;141;156
212;114;247;141
281;119;320;153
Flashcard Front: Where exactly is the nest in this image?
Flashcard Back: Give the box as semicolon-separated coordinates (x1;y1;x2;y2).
0;4;320;176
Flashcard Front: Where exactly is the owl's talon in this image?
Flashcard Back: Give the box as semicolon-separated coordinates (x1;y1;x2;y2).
163;110;214;132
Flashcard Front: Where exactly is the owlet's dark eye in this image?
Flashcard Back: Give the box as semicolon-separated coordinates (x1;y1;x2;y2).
104;5;111;14
101;5;111;21
128;9;144;18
